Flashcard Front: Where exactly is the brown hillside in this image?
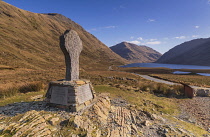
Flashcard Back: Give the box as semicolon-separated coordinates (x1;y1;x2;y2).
0;1;128;88
110;42;161;63
0;1;127;71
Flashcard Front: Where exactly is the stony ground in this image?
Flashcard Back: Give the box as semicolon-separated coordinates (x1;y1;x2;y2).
1;93;209;137
178;97;210;132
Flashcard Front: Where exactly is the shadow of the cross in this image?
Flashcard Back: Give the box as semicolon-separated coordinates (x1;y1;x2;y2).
0;101;73;117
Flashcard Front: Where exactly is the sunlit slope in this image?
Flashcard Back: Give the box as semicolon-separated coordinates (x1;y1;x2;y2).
0;1;127;71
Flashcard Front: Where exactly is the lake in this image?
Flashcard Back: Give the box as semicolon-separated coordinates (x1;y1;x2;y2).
121;63;210;70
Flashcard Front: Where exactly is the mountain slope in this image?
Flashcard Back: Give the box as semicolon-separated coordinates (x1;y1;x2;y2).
0;1;127;71
156;38;210;66
110;42;161;63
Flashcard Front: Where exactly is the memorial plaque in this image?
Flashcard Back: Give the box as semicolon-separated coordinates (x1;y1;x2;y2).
50;86;68;105
67;96;76;104
68;86;76;96
77;84;93;104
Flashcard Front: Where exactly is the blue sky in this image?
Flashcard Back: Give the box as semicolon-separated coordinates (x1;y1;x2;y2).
3;0;210;53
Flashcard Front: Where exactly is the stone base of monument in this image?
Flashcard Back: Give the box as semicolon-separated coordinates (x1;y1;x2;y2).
45;79;95;112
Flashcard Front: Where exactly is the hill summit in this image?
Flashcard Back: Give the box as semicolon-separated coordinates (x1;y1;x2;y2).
110;42;161;63
156;38;210;66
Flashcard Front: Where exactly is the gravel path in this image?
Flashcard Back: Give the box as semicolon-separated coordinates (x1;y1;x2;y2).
178;97;210;132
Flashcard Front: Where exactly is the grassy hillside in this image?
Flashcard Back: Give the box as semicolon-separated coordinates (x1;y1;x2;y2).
0;1;128;89
0;1;127;70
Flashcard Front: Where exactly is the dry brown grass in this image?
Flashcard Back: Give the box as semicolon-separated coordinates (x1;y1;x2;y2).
87;70;184;97
0;81;45;98
150;74;210;87
0;69;184;99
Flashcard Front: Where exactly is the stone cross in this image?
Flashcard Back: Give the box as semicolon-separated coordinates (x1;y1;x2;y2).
60;30;83;81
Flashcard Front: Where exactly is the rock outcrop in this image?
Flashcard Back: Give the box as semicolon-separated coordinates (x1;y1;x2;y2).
0;94;209;137
1;110;55;137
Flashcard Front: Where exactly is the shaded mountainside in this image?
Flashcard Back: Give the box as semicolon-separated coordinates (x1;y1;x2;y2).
156;38;210;66
110;42;161;63
0;1;127;71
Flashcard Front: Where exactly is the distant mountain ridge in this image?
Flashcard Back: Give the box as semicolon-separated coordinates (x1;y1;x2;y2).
156;38;210;66
110;42;162;63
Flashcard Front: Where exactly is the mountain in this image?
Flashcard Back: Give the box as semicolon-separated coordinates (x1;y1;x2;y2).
0;1;127;71
156;38;210;66
110;42;162;63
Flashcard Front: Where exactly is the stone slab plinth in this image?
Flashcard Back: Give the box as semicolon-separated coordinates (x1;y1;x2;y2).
45;79;95;111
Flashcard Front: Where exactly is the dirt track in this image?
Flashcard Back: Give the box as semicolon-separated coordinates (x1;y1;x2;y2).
136;74;179;85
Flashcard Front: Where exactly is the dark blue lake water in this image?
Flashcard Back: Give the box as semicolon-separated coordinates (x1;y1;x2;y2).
121;63;210;70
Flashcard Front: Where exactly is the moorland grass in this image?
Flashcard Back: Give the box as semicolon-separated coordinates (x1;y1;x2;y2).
150;73;210;87
94;85;179;115
89;71;184;97
0;82;45;99
0;91;45;106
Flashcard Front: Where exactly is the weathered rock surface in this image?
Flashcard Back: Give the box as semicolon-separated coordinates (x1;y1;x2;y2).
0;94;209;137
107;106;139;136
1;110;54;137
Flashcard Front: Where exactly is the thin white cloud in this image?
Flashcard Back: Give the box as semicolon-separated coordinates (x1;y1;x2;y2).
175;36;186;39
146;41;161;45
104;26;117;29
137;37;143;40
148;19;155;22
88;26;117;32
192;35;199;38
149;39;157;41
130;36;134;39
126;40;141;45
195;26;200;29
127;36;162;46
208;0;210;4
